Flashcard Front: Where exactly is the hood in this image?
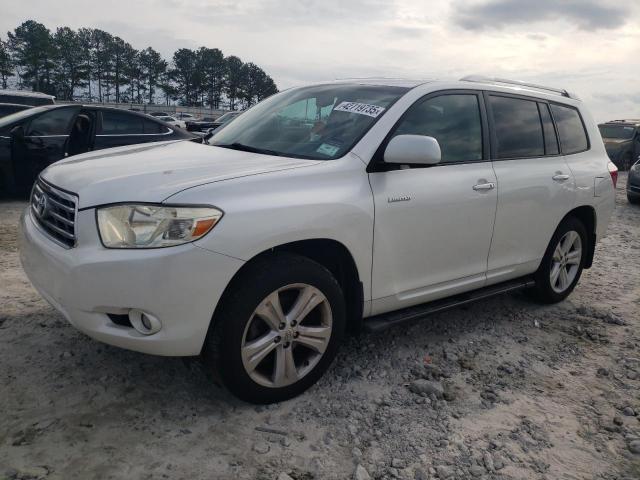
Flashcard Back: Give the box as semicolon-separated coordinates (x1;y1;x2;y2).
41;140;322;208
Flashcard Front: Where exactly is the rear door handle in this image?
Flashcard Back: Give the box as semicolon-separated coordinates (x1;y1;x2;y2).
552;174;570;181
473;182;495;191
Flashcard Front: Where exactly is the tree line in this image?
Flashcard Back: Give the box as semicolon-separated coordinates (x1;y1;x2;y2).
0;20;278;110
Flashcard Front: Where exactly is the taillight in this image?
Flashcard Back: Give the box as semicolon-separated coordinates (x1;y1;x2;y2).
608;161;618;188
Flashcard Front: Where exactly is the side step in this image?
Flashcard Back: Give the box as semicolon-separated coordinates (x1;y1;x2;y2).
362;277;535;333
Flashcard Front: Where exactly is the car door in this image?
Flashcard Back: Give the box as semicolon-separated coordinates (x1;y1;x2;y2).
368;91;498;315
485;93;576;283
14;106;79;190
94;109;173;150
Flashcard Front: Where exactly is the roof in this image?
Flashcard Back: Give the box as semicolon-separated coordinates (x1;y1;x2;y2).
0;89;56;100
331;78;434;88
600;119;640;126
0;102;33;108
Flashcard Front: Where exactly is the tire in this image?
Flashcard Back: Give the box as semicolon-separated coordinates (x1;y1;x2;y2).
203;252;346;403
629;193;640;205
531;216;588;304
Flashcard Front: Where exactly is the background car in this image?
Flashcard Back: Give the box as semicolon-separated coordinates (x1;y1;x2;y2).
185;115;219;132
0;89;55;106
156;115;186;129
0;103;32;118
176;112;196;120
599;120;640;171
185;112;243;132
0;105;200;195
148;111;170;117
205;111;243;133
628;156;640;204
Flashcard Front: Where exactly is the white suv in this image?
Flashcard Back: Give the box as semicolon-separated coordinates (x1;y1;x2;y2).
20;77;617;403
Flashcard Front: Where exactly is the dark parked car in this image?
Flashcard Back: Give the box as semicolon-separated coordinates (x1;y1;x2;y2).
628;156;640;204
599;120;640;171
0;105;200;195
185;112;242;132
185;115;219;132
0;103;32;118
0;89;55;106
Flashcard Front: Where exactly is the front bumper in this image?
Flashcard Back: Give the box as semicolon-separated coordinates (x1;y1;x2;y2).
19;208;244;356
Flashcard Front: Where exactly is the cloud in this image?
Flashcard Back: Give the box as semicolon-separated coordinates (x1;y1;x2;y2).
453;0;630;31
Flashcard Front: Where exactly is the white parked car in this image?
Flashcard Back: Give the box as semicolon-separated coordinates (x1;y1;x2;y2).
156;115;186;129
20;77;617;403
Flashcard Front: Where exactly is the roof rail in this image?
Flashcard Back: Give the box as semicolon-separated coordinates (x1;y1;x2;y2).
460;75;578;100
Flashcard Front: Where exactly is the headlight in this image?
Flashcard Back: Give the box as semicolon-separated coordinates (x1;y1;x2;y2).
97;204;223;248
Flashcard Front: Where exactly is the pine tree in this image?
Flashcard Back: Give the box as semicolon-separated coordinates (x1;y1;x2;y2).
0;40;12;89
52;27;89;100
7;20;56;93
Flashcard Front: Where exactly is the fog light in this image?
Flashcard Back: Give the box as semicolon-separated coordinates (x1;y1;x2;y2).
128;309;161;335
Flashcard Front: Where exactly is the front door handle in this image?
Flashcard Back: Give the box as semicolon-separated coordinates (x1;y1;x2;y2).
552;173;570;182
473;182;495;191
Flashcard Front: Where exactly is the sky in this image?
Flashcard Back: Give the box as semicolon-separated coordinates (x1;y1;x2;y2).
1;0;638;122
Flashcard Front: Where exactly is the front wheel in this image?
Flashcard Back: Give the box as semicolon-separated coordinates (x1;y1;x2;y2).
532;217;588;303
204;253;346;403
629;193;640;205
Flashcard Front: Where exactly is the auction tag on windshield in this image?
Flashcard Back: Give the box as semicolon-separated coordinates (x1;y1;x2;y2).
334;101;385;118
317;143;340;156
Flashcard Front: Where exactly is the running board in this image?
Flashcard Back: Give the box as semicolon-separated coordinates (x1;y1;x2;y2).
362;277;535;333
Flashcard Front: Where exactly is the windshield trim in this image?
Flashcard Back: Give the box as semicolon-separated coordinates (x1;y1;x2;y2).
210;84;411;161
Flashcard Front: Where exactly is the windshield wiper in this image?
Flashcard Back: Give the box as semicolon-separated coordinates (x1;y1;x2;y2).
216;142;281;157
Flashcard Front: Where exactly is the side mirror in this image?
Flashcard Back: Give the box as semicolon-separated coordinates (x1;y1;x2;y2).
384;134;441;165
10;125;25;140
204;128;216;143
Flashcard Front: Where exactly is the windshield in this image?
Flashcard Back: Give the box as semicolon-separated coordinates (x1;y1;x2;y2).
599;125;636;140
0;105;51;129
210;83;409;160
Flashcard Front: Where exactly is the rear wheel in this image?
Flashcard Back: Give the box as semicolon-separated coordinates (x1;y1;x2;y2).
204;253;346;403
532;217;587;303
629;194;640;205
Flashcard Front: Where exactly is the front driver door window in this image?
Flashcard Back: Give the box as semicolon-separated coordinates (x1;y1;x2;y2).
18;107;79;188
369;93;498;314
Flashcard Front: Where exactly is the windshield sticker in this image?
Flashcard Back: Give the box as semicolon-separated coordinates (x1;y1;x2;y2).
334;101;385;118
316;143;340;156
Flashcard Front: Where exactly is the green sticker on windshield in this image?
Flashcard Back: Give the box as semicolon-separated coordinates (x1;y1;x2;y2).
317;143;340;156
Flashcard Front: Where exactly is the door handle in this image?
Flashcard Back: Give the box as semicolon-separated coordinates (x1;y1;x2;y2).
473;182;495;191
552;174;570;181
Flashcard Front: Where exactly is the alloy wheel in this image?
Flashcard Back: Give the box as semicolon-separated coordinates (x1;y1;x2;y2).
241;283;333;388
550;230;582;293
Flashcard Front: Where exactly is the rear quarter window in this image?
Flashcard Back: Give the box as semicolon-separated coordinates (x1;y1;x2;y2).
550;104;589;154
100;110;144;135
143;118;169;134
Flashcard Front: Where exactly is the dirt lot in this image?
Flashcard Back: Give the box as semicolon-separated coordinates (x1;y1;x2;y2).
1;174;639;480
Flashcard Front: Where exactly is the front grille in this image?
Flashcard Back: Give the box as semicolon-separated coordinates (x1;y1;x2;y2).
30;179;78;248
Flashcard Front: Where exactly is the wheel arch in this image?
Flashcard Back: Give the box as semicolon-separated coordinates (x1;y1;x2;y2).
209;238;364;338
564;205;597;269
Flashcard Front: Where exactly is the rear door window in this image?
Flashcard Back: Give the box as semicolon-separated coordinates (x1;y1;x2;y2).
550;104;589;154
100;110;144;135
489;95;544;159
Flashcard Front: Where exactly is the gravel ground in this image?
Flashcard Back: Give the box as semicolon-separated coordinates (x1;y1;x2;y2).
1;173;639;480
